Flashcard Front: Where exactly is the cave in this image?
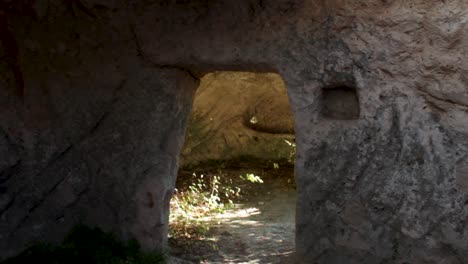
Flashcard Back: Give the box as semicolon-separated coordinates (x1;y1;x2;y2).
1;1;467;263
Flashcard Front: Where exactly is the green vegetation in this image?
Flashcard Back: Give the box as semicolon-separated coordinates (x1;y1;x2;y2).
170;171;264;239
241;173;264;183
284;139;296;163
2;225;163;264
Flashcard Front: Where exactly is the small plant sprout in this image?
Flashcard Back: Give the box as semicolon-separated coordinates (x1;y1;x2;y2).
170;171;242;239
284;139;295;147
241;173;264;183
284;139;296;163
250;116;258;124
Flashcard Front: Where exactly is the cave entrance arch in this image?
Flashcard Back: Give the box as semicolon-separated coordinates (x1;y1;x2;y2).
170;71;297;263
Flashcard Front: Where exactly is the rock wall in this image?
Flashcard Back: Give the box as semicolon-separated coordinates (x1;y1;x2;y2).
1;0;467;263
2;64;197;258
180;71;295;167
0;3;198;257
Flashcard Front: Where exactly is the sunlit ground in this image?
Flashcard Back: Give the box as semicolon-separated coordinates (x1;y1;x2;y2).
170;180;296;264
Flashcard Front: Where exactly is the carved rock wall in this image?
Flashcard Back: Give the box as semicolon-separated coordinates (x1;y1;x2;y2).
0;5;198;256
0;0;467;263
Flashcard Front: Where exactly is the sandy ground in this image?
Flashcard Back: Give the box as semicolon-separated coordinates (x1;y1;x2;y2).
169;168;296;264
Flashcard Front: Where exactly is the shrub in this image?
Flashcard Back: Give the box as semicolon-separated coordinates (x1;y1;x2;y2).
170;171;264;239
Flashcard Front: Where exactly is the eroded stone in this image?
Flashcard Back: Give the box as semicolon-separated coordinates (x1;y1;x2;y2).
0;1;467;263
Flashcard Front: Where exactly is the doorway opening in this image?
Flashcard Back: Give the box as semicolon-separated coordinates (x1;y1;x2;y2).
169;71;296;263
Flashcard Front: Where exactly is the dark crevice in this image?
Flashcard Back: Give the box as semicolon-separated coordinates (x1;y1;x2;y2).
0;159;21;185
28;176;67;214
9;176;68;236
64;0;97;18
87;79;126;135
391;104;404;163
31;144;74;186
417;87;468;110
30;78;125;182
128;20;144;58
63;184;90;211
159;65;200;81
128;20;200;81
0;196;15;216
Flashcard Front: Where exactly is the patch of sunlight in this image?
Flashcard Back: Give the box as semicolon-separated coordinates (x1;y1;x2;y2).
195;206;264;227
214;207;261;219
192;206;259;221
229;220;263;226
224;258;260;264
205;236;219;242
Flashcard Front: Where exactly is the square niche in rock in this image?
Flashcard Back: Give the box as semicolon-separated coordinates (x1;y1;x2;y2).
321;86;360;120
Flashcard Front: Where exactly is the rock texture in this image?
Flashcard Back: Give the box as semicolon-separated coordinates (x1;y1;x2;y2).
180;71;295;167
0;5;198;256
3;63;197;258
0;0;467;263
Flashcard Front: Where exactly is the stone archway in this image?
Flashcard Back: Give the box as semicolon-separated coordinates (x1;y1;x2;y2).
170;71;297;262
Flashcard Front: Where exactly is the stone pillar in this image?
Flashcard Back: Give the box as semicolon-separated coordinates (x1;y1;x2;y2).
0;64;198;258
285;52;467;264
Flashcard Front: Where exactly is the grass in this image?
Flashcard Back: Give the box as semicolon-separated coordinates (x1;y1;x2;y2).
169;167;270;241
2;225;164;264
169;172;239;239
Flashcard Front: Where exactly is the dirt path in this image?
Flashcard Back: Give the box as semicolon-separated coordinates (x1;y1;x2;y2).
169;167;296;264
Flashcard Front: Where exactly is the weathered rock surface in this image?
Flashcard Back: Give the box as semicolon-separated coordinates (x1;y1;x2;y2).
180;72;295;167
0;0;467;263
2;63;197;258
0;9;199;256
